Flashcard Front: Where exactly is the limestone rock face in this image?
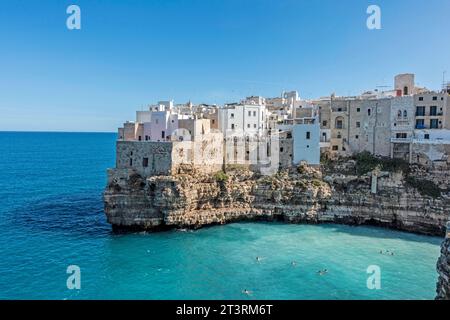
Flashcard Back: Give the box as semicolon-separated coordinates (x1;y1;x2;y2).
436;232;450;300
104;164;450;299
104;165;450;236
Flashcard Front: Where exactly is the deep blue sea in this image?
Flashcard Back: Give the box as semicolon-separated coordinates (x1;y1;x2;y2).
0;132;443;300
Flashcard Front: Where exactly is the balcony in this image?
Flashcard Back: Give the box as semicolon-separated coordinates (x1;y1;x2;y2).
391;137;412;143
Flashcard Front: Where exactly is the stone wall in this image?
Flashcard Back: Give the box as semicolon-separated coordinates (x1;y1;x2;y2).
411;142;450;167
116;133;224;177
116;140;173;176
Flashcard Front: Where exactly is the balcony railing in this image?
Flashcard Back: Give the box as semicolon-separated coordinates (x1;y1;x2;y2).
391;137;412;143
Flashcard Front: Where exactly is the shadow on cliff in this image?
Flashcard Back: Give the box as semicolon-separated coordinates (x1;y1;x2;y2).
316;223;442;245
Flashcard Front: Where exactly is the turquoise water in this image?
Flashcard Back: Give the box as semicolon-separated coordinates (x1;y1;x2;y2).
0;132;443;300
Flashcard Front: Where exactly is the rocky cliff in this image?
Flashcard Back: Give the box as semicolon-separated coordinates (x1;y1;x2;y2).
436;226;450;300
104;162;450;236
104;161;450;300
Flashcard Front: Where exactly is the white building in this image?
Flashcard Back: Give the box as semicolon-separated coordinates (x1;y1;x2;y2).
218;104;268;137
277;116;320;166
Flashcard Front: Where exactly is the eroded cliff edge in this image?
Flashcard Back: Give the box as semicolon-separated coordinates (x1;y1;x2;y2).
104;160;450;236
436;228;450;300
104;159;450;299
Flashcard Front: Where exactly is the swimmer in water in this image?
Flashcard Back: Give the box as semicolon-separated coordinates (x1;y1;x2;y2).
291;261;297;266
317;269;328;275
256;256;262;262
242;289;252;295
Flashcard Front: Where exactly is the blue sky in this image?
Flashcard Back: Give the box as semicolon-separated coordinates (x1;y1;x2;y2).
0;0;449;132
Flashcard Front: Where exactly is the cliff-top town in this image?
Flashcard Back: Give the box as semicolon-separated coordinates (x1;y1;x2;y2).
107;73;450;300
116;73;450;177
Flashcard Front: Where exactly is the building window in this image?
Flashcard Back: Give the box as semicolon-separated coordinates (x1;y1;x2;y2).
143;158;149;167
397;110;402;118
430;106;437;116
415;119;425;129
253;111;256;116
403;86;408;95
129;158;133;166
337;132;342;139
355;135;359;139
155;119;159;124
322;120;327;126
430;119;439;129
162;131;165;139
424;134;430;140
248;111;251;116
418;97;424;101
231;113;234;118
145;135;149;141
231;124;235;130
432;96;437;101
335;117;344;129
212;119;215;124
403;110;407;118
396;133;407;139
356;122;361;128
416;106;425;116
332;145;338;151
138;136;142;141
306;131;311;140
247;124;250;128
368;109;371;116
357;108;360;112
280;147;284;152
337;108;342;112
254;124;257;128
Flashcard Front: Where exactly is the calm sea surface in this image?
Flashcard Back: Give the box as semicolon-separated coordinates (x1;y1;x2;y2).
0;132;443;299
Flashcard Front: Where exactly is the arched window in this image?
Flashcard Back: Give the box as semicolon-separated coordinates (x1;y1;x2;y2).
368;109;371;116
403;86;408;96
403;110;407;118
397;110;402;118
335;116;344;129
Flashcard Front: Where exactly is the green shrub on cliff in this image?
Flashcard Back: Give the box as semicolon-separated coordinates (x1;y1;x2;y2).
405;176;441;198
214;171;228;182
380;158;410;173
354;152;379;175
354;152;409;175
311;179;323;188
